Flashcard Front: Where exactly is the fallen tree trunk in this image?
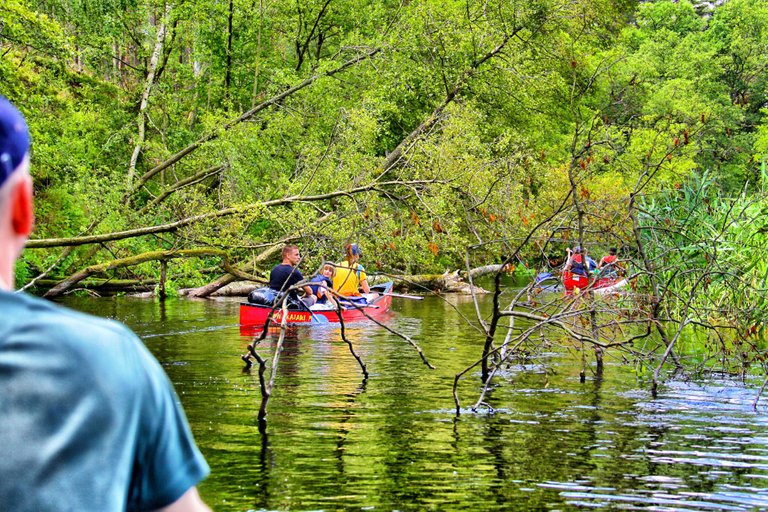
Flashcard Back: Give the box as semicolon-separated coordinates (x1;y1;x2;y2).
181;280;263;297
43;248;239;298
34;241;497;299
33;278;157;295
129;48;380;196
25;179;437;249
185;236;298;298
385;270;490;294
466;264;514;280
196;270;491;297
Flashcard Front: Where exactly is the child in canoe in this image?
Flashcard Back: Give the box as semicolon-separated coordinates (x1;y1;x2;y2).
309;263;337;308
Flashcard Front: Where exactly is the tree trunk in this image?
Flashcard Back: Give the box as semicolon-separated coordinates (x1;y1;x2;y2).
185;242;285;297
43;248;231;298
224;0;233;105
127;3;171;187
130;48;379;194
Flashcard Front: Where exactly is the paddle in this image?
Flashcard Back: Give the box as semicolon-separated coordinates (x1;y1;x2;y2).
301;300;329;324
383;292;424;300
284;290;329;325
309;311;329;324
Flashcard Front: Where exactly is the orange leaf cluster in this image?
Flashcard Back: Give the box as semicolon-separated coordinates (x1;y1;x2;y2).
479;207;501;222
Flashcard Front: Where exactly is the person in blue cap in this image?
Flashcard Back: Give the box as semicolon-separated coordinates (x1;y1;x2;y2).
332;242;371;300
0;96;210;510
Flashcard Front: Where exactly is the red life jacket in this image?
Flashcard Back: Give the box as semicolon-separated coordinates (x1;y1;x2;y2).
570;254;587;276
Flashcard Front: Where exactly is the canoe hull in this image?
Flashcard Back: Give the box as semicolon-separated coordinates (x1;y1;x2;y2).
239;282;394;326
563;271;626;295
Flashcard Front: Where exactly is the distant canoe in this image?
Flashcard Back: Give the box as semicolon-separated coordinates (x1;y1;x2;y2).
563;271;627;295
239;281;394;326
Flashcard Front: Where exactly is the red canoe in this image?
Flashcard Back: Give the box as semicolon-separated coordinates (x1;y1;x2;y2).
562;271;627;295
239;281;394;326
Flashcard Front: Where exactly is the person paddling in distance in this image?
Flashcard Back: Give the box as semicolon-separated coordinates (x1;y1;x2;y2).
0;96;210;510
598;247;620;277
269;244;316;308
333;243;371;303
563;246;589;277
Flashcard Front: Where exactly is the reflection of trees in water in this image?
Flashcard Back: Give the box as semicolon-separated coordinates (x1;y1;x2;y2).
234;296;437;507
241;300;432;436
468;368;664;508
332;377;368;481
251;430;273;510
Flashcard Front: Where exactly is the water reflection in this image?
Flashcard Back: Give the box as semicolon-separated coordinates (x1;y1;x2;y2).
56;294;768;511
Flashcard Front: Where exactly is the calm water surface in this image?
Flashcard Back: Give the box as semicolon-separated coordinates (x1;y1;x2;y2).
61;291;768;511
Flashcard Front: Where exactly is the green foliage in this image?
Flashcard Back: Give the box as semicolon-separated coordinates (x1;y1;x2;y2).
0;0;764;315
14;259;30;287
637;172;768;331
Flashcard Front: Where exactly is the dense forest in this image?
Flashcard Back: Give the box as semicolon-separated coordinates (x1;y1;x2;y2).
3;0;768;385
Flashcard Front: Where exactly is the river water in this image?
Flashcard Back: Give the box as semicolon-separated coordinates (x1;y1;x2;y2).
60;290;768;511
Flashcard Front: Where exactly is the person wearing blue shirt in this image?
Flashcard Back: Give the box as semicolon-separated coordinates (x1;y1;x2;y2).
308;263;337;306
564;246;588;276
0;96;211;511
268;244;316;308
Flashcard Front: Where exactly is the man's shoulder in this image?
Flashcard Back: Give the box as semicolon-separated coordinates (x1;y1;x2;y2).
0;291;157;397
271;264;294;275
0;291;136;344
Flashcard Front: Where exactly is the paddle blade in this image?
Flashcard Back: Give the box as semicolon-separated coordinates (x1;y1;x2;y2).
311;312;329;324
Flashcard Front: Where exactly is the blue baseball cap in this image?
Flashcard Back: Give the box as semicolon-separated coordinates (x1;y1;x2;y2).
0;96;31;188
350;243;362;256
